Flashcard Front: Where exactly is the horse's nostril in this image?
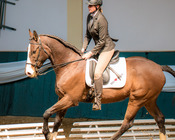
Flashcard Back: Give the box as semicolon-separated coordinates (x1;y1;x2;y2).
27;72;31;76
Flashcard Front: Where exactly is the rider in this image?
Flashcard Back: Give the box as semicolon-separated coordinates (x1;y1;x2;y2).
81;0;117;110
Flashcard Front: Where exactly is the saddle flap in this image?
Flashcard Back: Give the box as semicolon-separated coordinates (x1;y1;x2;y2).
85;57;127;88
88;59;110;85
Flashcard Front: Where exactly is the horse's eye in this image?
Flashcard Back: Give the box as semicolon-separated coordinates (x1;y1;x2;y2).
31;50;36;55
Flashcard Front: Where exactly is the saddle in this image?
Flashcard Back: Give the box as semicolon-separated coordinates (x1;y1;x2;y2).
89;50;120;85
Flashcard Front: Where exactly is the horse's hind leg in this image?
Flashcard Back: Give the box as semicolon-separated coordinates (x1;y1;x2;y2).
110;102;141;140
42;95;74;140
145;100;167;140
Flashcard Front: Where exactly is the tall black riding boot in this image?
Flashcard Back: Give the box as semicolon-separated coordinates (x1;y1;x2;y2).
92;77;103;110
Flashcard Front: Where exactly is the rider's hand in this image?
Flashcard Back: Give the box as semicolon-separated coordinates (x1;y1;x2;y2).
81;48;85;53
82;51;93;60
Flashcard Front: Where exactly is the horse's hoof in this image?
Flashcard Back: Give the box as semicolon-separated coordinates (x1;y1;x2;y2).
47;132;58;140
159;132;167;140
53;132;58;140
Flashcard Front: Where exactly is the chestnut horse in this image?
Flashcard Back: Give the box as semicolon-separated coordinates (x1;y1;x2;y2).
25;30;175;140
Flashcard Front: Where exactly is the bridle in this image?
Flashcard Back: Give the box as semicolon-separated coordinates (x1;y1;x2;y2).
26;37;84;76
26;37;50;74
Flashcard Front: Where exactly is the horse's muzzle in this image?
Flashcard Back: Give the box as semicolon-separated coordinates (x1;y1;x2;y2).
25;64;38;78
25;70;38;78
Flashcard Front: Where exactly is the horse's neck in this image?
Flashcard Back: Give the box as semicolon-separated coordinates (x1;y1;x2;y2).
49;43;84;80
45;37;81;66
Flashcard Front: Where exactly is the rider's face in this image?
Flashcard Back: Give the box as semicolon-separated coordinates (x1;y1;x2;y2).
88;5;98;13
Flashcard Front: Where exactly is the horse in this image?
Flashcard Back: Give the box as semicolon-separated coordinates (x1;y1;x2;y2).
25;30;175;140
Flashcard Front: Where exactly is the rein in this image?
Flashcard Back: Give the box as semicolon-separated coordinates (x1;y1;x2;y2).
38;58;84;75
27;37;84;76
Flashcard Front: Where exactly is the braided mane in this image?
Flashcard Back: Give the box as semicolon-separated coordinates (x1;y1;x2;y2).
40;34;82;56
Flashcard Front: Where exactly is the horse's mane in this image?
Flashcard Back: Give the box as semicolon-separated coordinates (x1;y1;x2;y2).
40;34;82;56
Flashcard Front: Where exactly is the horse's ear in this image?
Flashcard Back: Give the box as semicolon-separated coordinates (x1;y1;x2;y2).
29;29;33;38
33;30;38;41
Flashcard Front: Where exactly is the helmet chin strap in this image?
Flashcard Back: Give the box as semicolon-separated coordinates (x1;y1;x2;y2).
96;6;98;10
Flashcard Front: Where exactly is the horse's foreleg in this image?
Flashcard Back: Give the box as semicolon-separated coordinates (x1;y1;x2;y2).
43;95;74;140
51;109;67;140
110;102;140;140
145;100;167;140
53;110;67;132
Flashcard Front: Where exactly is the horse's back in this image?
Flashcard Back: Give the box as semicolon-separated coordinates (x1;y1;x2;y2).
126;56;162;74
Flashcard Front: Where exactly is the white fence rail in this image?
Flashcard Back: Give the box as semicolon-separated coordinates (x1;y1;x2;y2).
0;122;65;140
70;119;175;140
0;119;175;140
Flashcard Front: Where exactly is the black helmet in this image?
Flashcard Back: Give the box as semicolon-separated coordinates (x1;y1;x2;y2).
87;0;103;6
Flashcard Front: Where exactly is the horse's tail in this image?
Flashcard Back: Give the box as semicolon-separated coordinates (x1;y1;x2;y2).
161;65;175;77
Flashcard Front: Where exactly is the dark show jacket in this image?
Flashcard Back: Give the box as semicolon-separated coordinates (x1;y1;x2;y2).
83;10;116;55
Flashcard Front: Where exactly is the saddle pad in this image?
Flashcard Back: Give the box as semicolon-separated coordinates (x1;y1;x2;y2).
85;57;127;88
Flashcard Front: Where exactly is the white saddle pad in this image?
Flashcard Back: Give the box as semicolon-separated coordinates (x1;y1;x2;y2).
85;57;127;88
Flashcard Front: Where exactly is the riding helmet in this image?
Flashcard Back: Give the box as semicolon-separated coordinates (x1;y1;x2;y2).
87;0;103;6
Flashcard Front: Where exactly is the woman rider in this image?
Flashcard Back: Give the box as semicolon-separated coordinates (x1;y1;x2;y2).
81;0;117;110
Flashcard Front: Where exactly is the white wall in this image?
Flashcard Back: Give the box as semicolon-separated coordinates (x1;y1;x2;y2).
83;0;175;52
1;0;175;52
0;0;67;51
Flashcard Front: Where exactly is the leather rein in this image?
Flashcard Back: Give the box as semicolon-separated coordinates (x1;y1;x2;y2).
26;37;84;76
